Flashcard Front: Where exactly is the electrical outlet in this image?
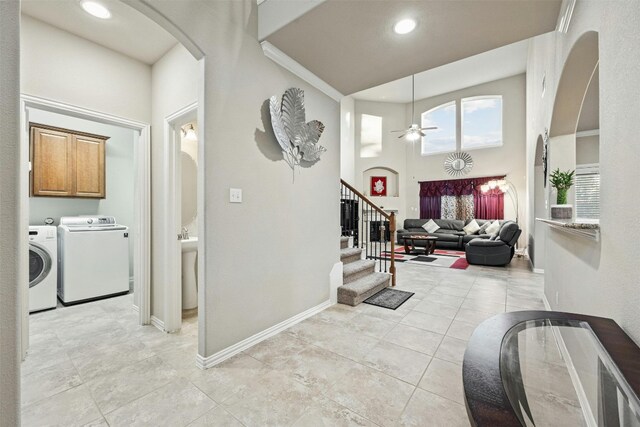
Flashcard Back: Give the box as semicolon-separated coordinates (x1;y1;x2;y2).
230;188;242;203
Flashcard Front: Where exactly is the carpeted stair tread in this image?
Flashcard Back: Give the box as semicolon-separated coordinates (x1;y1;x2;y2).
340;236;349;244
340;247;362;264
338;272;390;306
343;259;376;283
340;236;349;249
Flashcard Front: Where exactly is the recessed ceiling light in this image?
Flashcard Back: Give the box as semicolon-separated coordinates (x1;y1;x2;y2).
81;1;111;19
394;18;416;35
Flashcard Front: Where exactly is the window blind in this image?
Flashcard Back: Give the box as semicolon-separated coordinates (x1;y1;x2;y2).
575;171;600;219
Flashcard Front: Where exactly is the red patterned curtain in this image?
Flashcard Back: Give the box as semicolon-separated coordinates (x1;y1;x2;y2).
419;176;505;220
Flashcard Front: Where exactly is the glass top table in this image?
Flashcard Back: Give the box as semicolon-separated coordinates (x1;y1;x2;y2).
463;312;640;427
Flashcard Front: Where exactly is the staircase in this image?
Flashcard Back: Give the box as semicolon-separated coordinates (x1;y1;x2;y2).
337;237;391;306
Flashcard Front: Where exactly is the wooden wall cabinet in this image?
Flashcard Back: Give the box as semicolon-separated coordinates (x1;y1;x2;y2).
30;124;108;198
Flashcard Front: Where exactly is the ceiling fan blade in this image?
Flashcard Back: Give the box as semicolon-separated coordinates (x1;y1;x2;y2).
390;130;407;133
419;126;438;130
397;133;408;139
418;131;426;137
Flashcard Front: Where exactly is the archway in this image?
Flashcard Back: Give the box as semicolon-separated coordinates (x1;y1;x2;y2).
547;31;599;219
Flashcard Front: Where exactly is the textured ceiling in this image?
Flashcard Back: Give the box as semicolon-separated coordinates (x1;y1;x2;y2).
21;0;177;64
266;0;562;95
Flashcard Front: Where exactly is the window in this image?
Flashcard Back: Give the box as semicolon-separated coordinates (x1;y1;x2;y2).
575;164;600;220
461;96;503;150
421;101;456;155
360;114;382;158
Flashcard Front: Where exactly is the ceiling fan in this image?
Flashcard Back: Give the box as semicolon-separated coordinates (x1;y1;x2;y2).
391;74;437;141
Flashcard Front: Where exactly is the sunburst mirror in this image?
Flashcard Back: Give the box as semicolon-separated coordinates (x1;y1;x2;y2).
444;152;473;177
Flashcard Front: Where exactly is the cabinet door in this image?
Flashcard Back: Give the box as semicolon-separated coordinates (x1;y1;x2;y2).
31;127;74;197
74;135;105;198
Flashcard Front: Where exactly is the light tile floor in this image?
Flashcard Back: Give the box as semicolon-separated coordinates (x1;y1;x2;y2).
22;256;548;426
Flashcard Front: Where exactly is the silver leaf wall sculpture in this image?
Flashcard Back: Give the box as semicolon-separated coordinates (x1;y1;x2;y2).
269;88;326;180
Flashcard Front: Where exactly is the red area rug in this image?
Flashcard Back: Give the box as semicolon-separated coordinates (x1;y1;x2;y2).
380;247;469;270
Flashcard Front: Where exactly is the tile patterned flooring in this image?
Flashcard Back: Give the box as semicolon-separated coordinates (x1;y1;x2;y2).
22;257;547;426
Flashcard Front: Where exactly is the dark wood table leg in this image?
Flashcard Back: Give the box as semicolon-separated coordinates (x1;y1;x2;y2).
404;240;411;254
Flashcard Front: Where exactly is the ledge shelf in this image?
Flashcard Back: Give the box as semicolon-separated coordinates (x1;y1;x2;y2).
536;218;600;242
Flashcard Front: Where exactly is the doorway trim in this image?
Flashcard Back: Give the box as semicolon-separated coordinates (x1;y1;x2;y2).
163;102;198;333
20;94;152;332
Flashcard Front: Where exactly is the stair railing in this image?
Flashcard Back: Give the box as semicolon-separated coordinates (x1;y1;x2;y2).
340;179;396;287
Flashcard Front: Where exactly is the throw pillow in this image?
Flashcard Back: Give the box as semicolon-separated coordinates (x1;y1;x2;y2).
485;220;501;235
478;221;491;235
422;219;440;234
463;219;481;235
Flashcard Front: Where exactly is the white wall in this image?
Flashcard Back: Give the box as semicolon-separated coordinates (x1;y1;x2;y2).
135;1;340;357
20;15;151;123
527;1;640;343
0;0;22;422
340;96;355;183
354;100;408;221
576;135;599;164
150;43;199;321
27;109;136;278
353;75;527;244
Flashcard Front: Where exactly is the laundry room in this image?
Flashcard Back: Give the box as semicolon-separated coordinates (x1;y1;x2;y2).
28;108;136;311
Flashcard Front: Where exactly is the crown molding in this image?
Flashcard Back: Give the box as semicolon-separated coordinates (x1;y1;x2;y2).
261;41;343;102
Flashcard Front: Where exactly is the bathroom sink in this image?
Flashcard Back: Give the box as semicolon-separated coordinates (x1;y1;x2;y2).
181;237;198;310
181;236;198;252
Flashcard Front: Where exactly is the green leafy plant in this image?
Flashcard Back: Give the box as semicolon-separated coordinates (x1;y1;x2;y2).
549;168;575;205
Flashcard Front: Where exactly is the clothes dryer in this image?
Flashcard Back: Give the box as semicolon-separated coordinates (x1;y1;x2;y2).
28;226;58;312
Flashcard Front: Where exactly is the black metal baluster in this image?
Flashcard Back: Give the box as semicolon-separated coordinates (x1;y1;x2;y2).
384;218;388;273
376;211;379;272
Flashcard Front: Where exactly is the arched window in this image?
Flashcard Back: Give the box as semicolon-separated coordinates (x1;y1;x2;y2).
420;101;456;156
461;96;503;150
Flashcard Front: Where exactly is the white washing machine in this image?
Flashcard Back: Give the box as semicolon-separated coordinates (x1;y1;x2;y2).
58;216;130;305
28;226;58;313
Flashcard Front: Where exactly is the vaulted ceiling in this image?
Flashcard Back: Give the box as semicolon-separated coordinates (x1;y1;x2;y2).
262;0;562;95
21;0;177;65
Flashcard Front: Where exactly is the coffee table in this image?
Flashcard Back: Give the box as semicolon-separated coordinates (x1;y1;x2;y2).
403;235;438;255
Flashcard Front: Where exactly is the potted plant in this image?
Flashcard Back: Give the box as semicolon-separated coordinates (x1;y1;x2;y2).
549;168;575;219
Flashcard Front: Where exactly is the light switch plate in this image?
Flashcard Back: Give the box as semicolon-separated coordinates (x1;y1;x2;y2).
230;188;242;203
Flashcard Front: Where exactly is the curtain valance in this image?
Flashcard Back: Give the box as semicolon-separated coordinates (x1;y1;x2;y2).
419;176;504;197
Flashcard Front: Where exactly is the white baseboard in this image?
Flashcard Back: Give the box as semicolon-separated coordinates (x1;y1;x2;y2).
196;299;333;369
150;315;165;332
533;268;545;274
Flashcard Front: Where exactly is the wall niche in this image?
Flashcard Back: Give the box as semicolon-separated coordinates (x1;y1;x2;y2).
363;166;399;197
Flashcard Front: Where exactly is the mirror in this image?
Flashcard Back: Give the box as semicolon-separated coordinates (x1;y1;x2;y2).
444;151;474;177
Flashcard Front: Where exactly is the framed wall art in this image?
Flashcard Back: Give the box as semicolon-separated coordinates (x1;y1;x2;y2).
370;176;387;197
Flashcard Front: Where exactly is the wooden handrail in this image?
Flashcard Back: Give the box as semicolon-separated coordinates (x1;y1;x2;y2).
340;179;396;287
340;179;391;219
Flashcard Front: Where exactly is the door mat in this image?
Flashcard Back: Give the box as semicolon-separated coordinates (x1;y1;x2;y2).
363;288;414;310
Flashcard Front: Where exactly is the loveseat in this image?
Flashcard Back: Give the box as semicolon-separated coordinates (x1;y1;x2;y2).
396;218;507;251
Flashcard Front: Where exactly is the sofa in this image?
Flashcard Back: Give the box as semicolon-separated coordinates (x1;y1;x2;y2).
397;218;505;251
466;221;521;266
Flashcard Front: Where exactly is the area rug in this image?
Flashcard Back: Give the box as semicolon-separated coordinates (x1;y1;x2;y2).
379;248;469;270
363;288;414;310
